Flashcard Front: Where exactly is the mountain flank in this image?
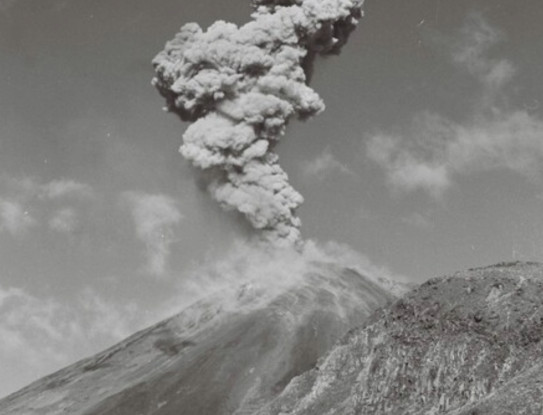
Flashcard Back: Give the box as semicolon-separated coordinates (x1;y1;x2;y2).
2;262;542;414
259;261;543;415
0;262;398;415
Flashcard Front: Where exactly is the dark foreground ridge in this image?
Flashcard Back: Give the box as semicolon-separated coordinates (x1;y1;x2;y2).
258;261;543;415
0;263;397;415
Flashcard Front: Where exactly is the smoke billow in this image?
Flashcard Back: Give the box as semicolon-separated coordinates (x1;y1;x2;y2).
152;0;362;246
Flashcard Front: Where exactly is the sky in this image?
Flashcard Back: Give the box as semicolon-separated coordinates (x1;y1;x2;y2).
1;0;543;398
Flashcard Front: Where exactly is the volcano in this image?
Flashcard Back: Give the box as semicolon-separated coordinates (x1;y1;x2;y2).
0;262;399;415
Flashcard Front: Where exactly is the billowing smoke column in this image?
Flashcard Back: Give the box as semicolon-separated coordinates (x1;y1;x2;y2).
152;0;362;246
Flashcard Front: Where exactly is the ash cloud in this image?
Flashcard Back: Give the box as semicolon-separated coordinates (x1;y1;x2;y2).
152;0;363;246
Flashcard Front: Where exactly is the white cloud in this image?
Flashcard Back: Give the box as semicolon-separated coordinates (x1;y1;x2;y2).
123;192;183;277
0;284;145;398
3;177;94;201
302;147;354;180
367;15;543;197
367;127;452;198
452;14;515;91
0;177;94;237
0;199;36;236
49;207;78;233
368;109;543;198
39;179;94;200
402;212;433;229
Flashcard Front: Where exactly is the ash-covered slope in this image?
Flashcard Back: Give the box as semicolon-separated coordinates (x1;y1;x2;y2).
259;261;543;415
0;262;398;415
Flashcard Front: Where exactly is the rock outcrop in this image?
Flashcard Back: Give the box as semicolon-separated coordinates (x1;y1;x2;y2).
259;262;543;415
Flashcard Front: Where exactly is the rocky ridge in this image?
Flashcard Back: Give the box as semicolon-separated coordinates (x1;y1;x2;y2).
258;261;543;415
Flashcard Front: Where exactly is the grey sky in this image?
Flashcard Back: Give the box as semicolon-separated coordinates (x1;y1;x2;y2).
0;0;542;397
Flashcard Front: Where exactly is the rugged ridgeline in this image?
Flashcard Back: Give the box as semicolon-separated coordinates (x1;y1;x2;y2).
0;262;398;415
258;262;543;415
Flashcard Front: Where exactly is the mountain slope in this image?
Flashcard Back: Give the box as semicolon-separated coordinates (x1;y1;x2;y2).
259;261;543;415
0;262;399;415
449;361;543;415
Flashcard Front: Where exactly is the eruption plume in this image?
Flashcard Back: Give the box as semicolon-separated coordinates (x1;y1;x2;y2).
152;0;363;245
